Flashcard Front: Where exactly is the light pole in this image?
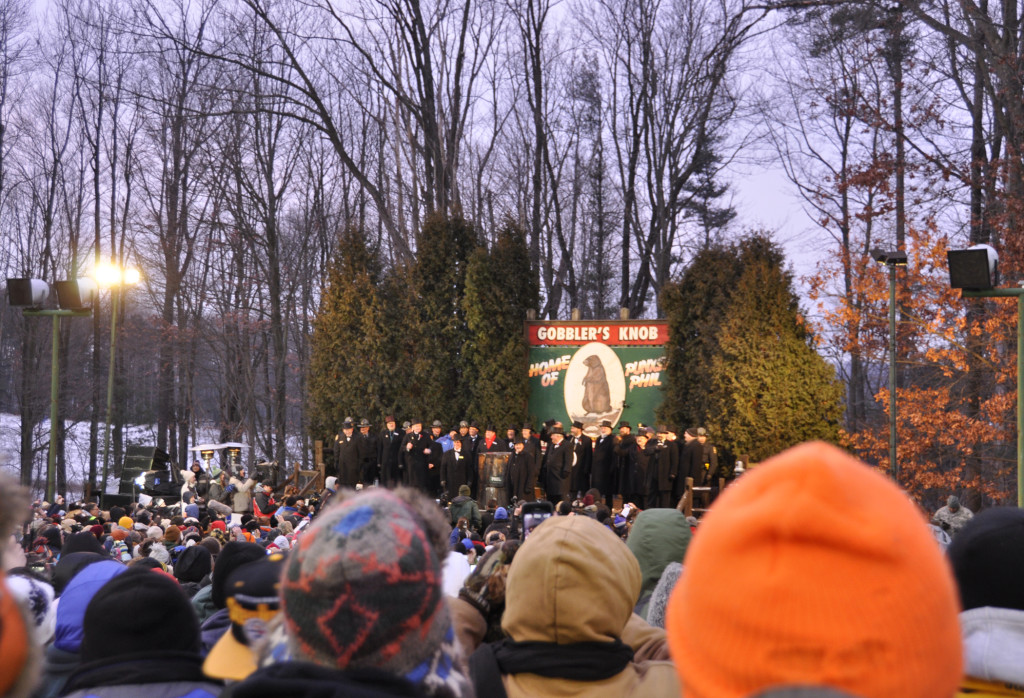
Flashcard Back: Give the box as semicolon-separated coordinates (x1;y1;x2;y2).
94;262;141;496
946;245;1021;504
871;248;908;482
7;278;95;501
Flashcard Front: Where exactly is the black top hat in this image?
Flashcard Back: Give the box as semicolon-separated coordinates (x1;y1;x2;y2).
571;420;584;429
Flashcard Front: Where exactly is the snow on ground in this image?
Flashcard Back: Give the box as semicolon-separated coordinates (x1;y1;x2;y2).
0;413;302;500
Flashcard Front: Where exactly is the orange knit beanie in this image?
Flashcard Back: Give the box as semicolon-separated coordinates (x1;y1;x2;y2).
666;442;962;698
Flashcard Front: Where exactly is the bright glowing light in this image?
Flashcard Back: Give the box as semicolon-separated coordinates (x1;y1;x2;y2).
91;263;142;287
92;261;122;287
134;474;146;487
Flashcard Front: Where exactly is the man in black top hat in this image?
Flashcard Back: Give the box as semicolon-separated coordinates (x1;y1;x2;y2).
357;418;379;485
521;423;542;501
441;436;473;501
542;426;572;505
336;417;361;488
401;419;432;494
378;416;404;487
568;420;593;497
592;420;616;507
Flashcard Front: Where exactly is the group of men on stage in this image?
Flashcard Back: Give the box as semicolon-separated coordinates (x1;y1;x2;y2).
329;415;729;508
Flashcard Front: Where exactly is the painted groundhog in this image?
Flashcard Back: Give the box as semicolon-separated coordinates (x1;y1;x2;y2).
581;354;611;414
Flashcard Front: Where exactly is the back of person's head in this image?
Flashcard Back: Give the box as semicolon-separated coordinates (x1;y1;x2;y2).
503;514;640;644
275;487;466;692
626;508;691;600
666;441;962;698
80;568;200;663
211;542;266;609
947;495;961;512
949;506;1024;611
174;545;212;584
51;552;105;596
53;560;127;654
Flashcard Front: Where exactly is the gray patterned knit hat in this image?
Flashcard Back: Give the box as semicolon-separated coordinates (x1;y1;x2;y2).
280;488;463;693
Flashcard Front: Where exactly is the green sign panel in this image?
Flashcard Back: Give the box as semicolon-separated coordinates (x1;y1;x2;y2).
526;321;667;435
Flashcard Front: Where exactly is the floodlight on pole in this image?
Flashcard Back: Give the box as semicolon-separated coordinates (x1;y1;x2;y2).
869;248;906;482
6;278;92;500
7;278;49;307
94;262;141;496
946;244;1024;506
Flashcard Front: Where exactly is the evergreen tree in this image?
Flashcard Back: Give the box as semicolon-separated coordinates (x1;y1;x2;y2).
659;245;740;431
707;237;844;461
307;226;393;439
659;234;843;461
464;219;539;426
405;212;477;424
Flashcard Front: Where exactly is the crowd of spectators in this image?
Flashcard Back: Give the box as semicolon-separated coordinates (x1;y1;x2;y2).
0;441;1019;697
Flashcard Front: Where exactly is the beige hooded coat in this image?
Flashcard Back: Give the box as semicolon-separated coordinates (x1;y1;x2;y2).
498;515;679;697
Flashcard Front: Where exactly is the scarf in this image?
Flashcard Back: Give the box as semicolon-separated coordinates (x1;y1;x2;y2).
488;638;634;681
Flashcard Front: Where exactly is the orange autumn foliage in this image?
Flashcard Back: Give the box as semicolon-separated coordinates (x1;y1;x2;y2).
809;220;1018;506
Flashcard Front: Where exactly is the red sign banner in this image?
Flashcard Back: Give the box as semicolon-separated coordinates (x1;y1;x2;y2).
526;321;668;346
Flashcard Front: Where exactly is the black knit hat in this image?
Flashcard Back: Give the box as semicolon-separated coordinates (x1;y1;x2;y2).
949;506;1024;611
63;531;105;556
174;545;212;584
81;568;200;662
51;552;105;596
212;542;266;609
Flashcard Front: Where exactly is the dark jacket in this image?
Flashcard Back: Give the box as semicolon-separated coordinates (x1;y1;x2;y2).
359;431;380;483
505;450;532;502
441;448;473;501
378;427;405;485
680;439;705;485
653;439;678;492
450;495;482;532
224;661;427;698
401;431;433;492
591;433;616;497
35;645;80;698
62;652;220;698
199;608;230;657
542;439;572;498
569;433;593;495
336;432;361;488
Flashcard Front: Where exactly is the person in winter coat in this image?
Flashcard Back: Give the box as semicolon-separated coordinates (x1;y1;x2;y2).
449;485;482;532
949;507;1024;696
442;437;474;501
197;541;266;655
665;441;962;698
226;487;474;698
205;472;233;517
61;568;219;698
504;439;532;503
180;470;199;516
540;427;572;504
468;514;679;697
651;426;679;508
228;469;257;514
35;560;127;698
625;508;691;620
172;545;213;599
189;460;211;498
591;421;616;506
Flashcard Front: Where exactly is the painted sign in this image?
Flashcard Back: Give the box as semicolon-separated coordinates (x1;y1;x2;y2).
527;321;667;436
